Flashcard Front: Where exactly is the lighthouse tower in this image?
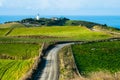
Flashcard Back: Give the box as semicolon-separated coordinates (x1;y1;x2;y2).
36;14;40;20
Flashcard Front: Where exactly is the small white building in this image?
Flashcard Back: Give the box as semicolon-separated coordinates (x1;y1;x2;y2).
36;14;40;20
51;17;58;20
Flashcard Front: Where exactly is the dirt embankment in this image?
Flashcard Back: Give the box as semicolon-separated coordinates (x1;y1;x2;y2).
58;46;82;80
20;43;44;80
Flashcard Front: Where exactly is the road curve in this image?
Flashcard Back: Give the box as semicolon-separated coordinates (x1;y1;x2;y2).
38;43;74;80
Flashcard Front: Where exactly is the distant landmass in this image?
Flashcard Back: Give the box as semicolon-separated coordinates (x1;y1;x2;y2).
0;15;120;29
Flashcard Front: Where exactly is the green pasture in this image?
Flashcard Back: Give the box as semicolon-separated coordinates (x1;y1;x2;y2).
0;43;40;59
0;28;10;36
0;59;34;80
0;43;41;80
72;41;120;76
8;26;111;41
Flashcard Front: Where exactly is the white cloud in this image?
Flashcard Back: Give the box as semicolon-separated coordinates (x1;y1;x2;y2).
0;0;120;15
1;0;120;11
1;0;82;10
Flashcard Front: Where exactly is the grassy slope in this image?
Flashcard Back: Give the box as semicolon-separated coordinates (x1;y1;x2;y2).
72;41;120;76
0;28;10;36
93;25;120;32
0;37;65;43
65;20;102;28
93;26;120;37
0;23;25;37
0;23;25;28
0;43;40;80
0;43;40;59
8;26;111;41
0;59;34;80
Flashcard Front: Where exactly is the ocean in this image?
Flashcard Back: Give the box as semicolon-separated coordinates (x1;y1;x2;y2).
0;15;120;29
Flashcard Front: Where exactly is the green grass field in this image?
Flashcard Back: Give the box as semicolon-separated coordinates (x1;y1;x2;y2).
72;41;120;76
0;37;65;43
0;43;40;80
0;59;34;80
0;43;40;59
7;26;111;41
0;25;119;80
0;28;10;36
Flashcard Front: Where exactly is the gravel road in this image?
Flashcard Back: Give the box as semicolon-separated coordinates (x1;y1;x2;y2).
38;43;74;80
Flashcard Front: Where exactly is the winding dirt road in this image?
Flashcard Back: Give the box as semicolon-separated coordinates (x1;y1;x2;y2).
38;43;74;80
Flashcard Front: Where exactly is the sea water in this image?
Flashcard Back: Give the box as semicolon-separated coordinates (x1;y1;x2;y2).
0;15;120;29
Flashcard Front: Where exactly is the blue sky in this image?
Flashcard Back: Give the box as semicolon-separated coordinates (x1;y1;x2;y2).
0;0;120;15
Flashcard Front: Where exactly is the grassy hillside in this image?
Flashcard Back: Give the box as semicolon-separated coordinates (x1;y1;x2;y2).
0;59;33;80
93;25;120;32
8;26;111;41
0;43;40;59
0;37;64;43
72;41;120;76
0;43;40;80
0;22;25;28
65;20;103;28
0;28;10;36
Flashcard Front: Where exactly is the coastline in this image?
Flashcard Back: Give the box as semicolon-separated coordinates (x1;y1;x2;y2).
0;15;120;29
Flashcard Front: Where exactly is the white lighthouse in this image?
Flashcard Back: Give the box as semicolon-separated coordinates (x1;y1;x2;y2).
36;14;40;20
